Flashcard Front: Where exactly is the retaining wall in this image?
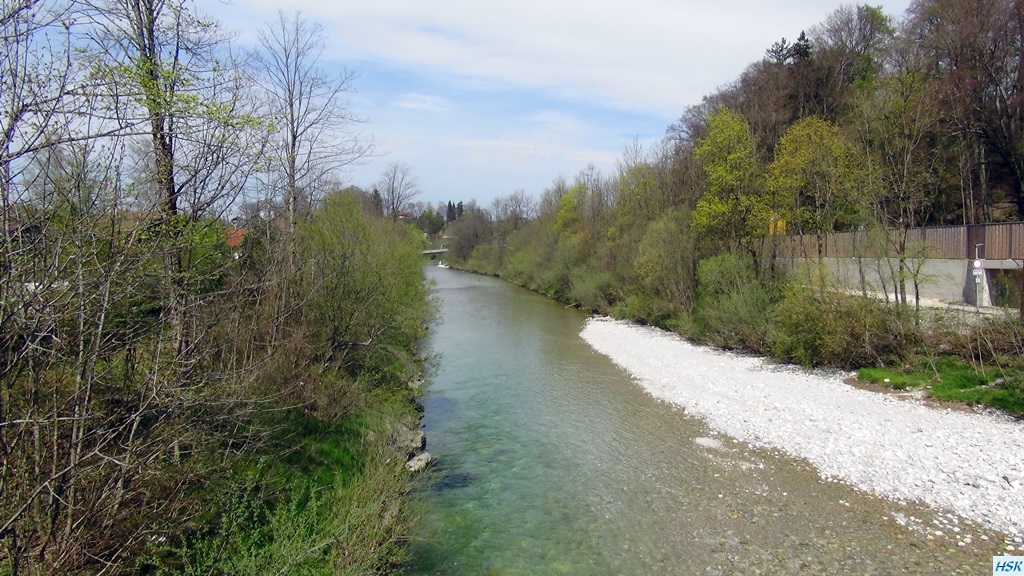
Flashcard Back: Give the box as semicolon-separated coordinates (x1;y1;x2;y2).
791;257;1005;307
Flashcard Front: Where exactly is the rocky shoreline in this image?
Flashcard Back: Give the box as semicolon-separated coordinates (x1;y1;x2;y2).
581;316;1024;540
402;377;433;473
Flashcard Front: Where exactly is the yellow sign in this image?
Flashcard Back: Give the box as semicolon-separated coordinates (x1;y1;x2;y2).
769;216;786;236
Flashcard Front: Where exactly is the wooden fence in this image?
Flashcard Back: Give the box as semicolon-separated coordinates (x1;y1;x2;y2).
778;222;1024;260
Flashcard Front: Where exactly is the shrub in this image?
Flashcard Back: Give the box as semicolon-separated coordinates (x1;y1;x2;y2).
633;209;696;313
568;265;615;312
962;314;1024;362
693;252;776;352
610;292;672;325
465;241;503;275
774;286;917;368
298;191;431;386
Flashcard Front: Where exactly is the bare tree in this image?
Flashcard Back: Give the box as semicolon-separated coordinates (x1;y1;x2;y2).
253;10;371;260
911;0;1024;220
82;0;240;353
492;189;536;230
538;175;569;216
376;161;420;219
0;2;277;571
0;0;80;209
1;0;84;357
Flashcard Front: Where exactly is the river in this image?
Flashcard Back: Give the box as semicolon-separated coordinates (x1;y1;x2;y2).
405;267;1005;575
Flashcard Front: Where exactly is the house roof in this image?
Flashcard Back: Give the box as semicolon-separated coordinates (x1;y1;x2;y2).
225;228;247;247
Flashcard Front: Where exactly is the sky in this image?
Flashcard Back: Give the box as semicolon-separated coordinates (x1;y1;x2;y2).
203;0;914;208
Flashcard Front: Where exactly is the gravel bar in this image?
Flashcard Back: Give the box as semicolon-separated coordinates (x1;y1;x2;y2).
581;316;1024;536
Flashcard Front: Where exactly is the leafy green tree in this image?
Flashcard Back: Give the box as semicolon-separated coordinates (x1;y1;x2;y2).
767;116;861;257
605;155;671;293
692;108;768;258
554;181;596;263
416;204;444;237
613;161;662;231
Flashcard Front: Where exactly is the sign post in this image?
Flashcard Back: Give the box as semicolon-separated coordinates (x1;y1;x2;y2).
972;257;986;308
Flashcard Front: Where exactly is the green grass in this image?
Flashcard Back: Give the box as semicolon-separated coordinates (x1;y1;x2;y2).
142;377;423;575
272;413;364;489
858;356;1024;416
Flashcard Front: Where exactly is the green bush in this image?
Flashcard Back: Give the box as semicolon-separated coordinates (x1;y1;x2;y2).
693;253;776;352
298;191;431;386
506;246;537;287
465;241;503;274
568;265;615;312
774;286;917;368
533;243;573;299
633;208;695;313
610;292;672;325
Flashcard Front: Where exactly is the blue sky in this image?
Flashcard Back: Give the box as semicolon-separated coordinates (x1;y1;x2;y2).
204;0;914;208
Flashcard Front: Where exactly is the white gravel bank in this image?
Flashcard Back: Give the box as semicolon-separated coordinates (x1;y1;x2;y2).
581;316;1024;536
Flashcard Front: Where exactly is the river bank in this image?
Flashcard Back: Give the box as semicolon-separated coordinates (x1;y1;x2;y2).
582;316;1024;541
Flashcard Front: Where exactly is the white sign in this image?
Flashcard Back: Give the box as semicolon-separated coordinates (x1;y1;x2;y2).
973;258;985;269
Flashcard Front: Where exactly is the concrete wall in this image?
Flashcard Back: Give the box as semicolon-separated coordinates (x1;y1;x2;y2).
790;257;992;306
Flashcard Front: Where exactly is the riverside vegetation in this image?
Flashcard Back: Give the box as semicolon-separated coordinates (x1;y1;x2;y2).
2;186;433;575
442;1;1024;416
1;3;433;575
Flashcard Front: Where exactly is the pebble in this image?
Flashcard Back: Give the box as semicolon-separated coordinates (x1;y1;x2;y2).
582;317;1024;536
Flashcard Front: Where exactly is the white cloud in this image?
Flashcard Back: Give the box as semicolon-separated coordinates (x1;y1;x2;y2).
255;0;913;115
447;136;618;167
207;0;915;204
393;93;451;112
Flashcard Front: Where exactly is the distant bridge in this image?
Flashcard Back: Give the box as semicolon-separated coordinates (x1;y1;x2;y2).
422;248;448;256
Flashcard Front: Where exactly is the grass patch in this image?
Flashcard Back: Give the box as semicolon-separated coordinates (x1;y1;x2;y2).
857;366;920;390
143;378;423;575
858;356;1024;415
270;412;364;489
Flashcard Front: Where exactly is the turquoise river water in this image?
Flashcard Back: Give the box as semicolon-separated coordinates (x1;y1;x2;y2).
405;267;1006;575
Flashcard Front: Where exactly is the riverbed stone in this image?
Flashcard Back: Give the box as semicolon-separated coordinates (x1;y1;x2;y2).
408;429;426;452
407;451;433;472
390;425;426;455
